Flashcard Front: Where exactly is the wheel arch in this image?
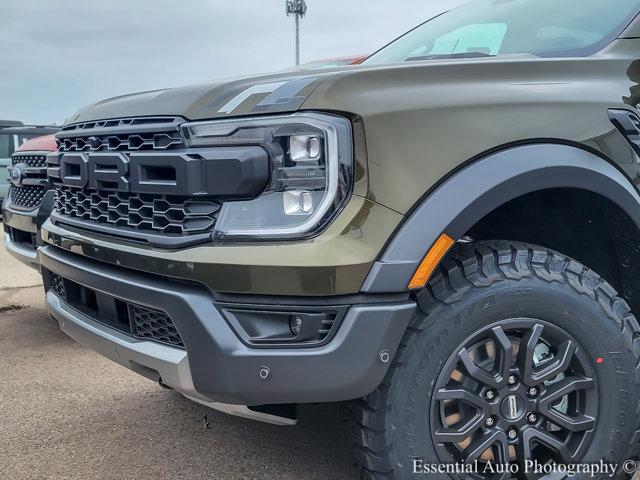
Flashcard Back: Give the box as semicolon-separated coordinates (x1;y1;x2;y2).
361;142;640;298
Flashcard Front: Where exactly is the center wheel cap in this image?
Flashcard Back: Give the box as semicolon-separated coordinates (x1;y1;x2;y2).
500;393;525;420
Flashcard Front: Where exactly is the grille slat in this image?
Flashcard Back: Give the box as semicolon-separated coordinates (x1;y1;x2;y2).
56;131;184;152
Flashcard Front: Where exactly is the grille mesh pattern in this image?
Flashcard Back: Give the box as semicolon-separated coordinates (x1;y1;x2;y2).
55;186;221;235
12;154;48;167
10;186;47;209
9;153;49;209
52;117;224;241
50;273;66;302
131;305;184;348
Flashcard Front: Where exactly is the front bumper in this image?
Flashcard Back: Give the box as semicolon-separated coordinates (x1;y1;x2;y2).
4;232;39;269
40;245;416;406
2;191;54;270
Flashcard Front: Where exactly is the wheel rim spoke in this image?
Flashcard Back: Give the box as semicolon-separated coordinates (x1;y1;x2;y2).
435;387;490;410
538;376;596;432
458;347;502;388
516;324;544;386
463;430;508;464
521;427;574;464
491;326;514;381
514;436;537;480
434;413;485;443
530;340;576;384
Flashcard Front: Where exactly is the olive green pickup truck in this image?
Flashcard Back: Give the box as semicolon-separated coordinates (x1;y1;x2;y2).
39;0;640;478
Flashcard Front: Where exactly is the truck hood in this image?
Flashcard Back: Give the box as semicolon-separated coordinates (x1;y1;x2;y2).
66;69;343;125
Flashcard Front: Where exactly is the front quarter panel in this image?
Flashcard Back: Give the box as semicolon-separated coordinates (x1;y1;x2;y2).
302;40;640;214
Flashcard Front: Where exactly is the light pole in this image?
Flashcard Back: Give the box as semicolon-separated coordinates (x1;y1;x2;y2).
286;0;307;66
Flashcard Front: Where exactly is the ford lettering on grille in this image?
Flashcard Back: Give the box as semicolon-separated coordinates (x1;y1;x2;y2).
48;116;270;246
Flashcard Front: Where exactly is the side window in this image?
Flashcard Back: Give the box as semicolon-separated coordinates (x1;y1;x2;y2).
425;23;508;56
0;134;11;159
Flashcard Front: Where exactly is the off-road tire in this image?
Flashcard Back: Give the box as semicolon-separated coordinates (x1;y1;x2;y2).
352;240;640;479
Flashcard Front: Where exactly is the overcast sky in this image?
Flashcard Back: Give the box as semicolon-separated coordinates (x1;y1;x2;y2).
0;0;465;125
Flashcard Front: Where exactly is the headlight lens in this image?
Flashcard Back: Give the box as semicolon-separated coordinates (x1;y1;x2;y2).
181;112;353;240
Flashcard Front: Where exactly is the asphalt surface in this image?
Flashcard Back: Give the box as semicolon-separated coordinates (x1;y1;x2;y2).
0;236;358;480
4;237;640;480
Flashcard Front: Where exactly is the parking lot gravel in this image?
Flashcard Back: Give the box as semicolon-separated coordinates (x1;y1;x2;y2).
0;237;358;480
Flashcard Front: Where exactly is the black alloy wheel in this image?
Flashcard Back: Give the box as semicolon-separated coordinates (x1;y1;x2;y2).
431;319;598;478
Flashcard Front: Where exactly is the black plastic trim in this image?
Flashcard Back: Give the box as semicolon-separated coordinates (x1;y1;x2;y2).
49;147;269;198
3;189;55;234
362;143;640;293
216;303;349;349
50;210;214;248
40;245;416;405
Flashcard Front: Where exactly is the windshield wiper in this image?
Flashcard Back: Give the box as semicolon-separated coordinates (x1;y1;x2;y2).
405;52;496;61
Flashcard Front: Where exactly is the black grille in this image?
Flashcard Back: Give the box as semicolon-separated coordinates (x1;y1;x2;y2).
10;186;47;209
131;305;184;348
12;153;48;167
55;186;221;236
51;116;228;244
56;116;185;152
50;273;67;302
46;271;184;349
9;152;49;210
57;131;184;152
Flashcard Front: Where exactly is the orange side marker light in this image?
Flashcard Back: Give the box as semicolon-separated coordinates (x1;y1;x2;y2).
408;234;455;290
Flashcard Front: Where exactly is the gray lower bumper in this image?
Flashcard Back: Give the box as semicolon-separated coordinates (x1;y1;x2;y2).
47;290;198;395
40;245;416;406
4;232;39;270
48;290;298;425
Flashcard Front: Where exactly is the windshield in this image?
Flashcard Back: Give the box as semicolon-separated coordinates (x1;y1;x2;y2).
364;0;640;65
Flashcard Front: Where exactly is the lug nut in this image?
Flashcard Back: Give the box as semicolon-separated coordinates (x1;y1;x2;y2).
527;413;538;423
485;390;496;400
485;417;495;427
507;374;517;385
528;387;538;397
507;428;518;440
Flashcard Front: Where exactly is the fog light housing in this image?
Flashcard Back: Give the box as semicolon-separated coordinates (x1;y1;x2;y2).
219;306;347;347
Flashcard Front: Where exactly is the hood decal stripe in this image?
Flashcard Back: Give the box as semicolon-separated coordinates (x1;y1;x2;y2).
217;81;287;114
255;77;319;108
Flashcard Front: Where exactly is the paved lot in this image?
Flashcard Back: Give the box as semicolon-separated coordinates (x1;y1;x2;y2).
5;236;640;480
0;236;358;480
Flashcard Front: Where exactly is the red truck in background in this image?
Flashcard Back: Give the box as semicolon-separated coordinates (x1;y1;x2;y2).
2;134;57;269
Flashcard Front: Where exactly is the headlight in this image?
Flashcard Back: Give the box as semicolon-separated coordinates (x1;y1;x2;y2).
181;112;353;240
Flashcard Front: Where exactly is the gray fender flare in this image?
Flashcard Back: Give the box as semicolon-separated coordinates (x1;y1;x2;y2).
361;143;640;293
